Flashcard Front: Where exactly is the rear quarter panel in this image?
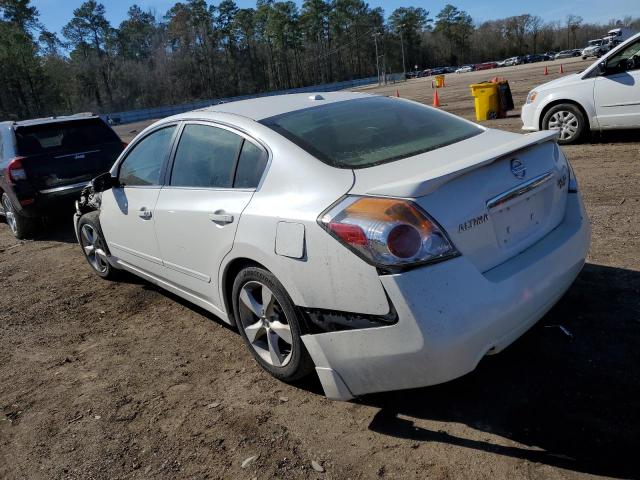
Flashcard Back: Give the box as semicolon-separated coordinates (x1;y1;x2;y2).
219;121;390;317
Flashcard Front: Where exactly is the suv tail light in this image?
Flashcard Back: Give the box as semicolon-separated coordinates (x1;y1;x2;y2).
319;196;459;269
7;157;27;183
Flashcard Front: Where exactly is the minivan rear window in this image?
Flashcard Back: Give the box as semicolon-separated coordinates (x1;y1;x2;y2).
15;119;120;155
260;96;482;168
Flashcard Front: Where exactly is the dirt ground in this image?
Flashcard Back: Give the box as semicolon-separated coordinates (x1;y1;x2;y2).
1;58;639;480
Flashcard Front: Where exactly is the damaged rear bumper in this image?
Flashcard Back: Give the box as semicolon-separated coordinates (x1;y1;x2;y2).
301;193;591;401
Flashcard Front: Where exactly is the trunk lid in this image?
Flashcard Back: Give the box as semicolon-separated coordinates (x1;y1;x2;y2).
350;129;570;272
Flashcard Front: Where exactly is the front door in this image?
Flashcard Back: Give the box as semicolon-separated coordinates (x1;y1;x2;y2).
594;38;640;128
100;125;178;277
153;122;268;309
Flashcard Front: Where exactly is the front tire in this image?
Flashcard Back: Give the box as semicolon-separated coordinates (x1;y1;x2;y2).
1;193;39;239
78;211;118;280
542;103;586;145
232;266;314;382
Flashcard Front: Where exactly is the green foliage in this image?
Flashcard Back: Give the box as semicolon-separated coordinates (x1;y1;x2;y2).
0;0;638;120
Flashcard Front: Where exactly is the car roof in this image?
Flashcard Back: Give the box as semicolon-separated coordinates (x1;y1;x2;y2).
7;113;100;128
184;91;375;122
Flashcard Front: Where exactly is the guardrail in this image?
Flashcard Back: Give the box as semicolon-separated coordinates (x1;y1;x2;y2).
102;74;404;125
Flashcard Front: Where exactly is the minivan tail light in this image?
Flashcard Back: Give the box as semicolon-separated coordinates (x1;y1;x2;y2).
7;157;27;183
319;196;459;269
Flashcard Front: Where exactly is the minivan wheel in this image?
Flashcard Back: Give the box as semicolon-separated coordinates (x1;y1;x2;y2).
1;193;38;239
232;267;314;382
542;104;585;144
78;211;118;279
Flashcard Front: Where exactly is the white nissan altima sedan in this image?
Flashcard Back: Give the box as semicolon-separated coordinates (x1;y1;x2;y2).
75;92;591;400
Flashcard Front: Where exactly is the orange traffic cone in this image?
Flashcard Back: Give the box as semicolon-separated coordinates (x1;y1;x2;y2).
559;64;564;74
544;66;548;75
396;89;400;97
433;90;441;108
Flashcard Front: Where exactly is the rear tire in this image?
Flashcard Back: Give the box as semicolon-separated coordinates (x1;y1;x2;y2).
1;193;39;240
232;266;314;382
542;103;586;145
78;211;118;280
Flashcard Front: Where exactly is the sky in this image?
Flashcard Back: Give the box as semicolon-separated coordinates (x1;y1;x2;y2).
32;0;640;35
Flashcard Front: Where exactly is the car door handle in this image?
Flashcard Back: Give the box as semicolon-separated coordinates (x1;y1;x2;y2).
138;208;152;220
208;212;234;224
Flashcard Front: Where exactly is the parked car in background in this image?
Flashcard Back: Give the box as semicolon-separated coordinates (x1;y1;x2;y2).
75;92;590;400
429;67;446;75
0;114;125;239
555;50;581;59
455;65;474;73
582;39;606;59
504;56;525;66
544;51;558;59
524;54;546;63
495;59;507;68
522;33;640;144
475;61;498;70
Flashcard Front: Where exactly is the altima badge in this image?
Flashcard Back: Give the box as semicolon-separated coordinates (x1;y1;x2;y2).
510;159;526;179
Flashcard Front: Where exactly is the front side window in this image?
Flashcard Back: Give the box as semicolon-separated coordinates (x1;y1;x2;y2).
119;125;176;186
260;96;482;168
606;40;640;74
170;124;243;188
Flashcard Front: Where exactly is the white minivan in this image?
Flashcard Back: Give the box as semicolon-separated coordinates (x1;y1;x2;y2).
522;33;640;143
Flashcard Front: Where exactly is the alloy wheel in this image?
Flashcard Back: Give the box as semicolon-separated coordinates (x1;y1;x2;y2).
2;196;17;235
80;224;109;273
548;110;579;141
238;280;293;367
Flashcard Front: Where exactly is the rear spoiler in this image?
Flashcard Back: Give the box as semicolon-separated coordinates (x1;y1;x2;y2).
364;130;559;198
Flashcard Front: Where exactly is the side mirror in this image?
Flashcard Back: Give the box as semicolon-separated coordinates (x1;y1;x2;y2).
596;61;607;75
92;172;118;192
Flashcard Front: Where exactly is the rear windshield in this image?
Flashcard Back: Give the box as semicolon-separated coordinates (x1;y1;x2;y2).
16;118;120;156
260;96;482;168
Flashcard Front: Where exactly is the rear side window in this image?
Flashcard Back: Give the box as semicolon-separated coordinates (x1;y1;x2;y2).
170;124;242;188
234;141;267;188
15;119;120;155
260;96;482;168
119;126;176;186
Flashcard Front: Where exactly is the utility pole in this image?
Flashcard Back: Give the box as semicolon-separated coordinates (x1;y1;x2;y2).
399;24;406;78
373;31;381;84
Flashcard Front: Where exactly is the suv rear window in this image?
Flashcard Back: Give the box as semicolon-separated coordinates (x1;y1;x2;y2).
260;96;482;168
15;119;120;155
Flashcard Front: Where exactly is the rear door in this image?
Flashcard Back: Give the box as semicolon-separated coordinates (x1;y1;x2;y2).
100;124;178;277
153;122;268;308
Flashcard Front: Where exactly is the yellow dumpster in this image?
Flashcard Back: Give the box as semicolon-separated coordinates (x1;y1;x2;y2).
434;74;445;88
470;83;499;121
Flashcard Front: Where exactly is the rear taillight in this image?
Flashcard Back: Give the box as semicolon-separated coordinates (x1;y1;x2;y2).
319;196;459;269
7;157;27;183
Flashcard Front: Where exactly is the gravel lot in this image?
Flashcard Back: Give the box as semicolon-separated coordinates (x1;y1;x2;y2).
1;57;639;480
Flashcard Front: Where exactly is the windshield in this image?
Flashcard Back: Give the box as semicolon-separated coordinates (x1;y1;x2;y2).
260;96;482;168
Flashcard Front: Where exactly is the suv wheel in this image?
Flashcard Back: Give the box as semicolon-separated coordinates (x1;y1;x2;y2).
232;266;314;382
78;211;118;279
1;193;38;239
543;104;586;145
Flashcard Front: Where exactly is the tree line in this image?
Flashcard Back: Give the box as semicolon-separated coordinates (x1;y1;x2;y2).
0;0;638;120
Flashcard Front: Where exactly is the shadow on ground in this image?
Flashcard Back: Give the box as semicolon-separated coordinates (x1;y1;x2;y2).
588;129;640;144
363;263;640;478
